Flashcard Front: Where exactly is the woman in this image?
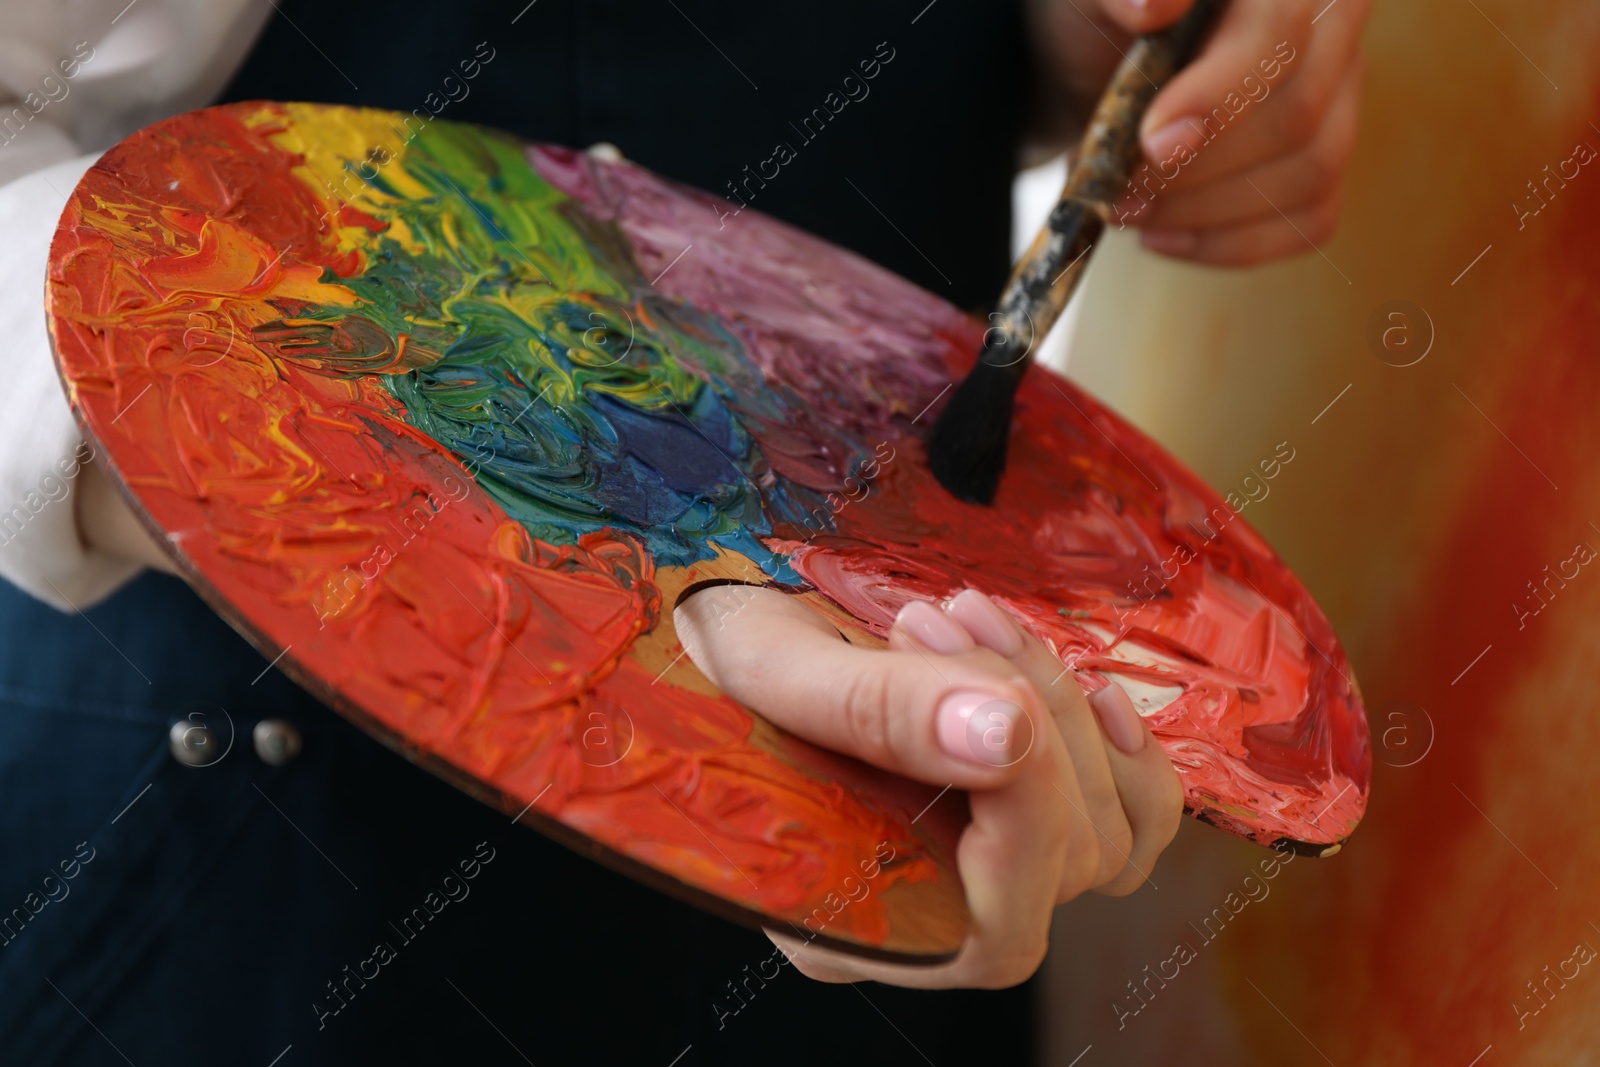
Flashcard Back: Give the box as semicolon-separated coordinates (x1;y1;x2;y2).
0;0;1368;1062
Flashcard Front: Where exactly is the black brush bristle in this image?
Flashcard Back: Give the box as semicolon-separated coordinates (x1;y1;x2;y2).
925;0;1221;507
926;355;1025;505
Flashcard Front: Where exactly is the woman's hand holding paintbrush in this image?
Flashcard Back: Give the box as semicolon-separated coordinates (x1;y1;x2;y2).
930;0;1222;504
1033;0;1370;265
931;0;1372;504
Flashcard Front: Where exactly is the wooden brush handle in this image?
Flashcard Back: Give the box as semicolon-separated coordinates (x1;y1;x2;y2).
983;0;1221;367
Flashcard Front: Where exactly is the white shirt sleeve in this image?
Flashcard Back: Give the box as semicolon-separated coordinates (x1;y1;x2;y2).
0;154;145;611
0;0;264;612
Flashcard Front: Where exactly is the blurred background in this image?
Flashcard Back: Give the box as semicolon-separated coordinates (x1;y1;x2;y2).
1023;0;1600;1061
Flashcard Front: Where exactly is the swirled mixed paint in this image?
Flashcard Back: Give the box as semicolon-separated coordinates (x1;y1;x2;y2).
46;103;1367;953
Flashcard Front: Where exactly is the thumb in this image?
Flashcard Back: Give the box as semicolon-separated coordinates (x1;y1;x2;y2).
674;586;1044;790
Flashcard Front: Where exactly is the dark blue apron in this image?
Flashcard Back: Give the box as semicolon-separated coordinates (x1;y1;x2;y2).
0;573;1034;1064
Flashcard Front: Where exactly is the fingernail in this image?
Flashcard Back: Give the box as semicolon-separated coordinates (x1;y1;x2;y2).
944;589;1023;657
1140;229;1198;256
894;599;974;655
1089;681;1147;755
1142;118;1203;165
937;690;1026;766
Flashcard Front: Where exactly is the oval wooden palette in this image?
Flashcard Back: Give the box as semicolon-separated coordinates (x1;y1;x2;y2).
46;102;1370;962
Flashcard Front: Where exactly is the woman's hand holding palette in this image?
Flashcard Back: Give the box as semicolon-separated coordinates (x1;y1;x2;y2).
46;103;1369;961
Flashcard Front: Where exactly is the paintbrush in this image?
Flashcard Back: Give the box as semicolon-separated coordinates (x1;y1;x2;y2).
927;0;1221;504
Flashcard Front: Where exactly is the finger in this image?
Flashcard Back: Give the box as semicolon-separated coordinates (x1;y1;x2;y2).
1138;185;1343;266
1158;0;1368;190
765;712;1084;989
1140;0;1361;189
1085;682;1184;896
674;586;1043;790
1088;0;1199;36
1122;56;1363;231
584;141;624;161
942;590;1133;895
762;930;859;984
